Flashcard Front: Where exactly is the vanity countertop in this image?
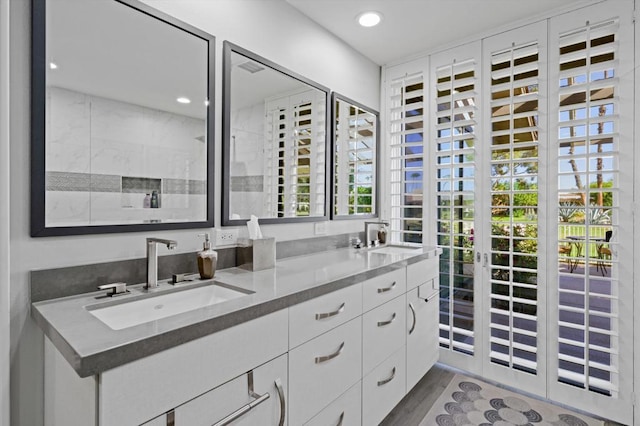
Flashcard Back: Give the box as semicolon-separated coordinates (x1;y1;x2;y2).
32;245;440;377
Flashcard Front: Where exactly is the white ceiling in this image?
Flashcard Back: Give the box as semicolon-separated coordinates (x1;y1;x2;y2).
48;0;208;119
285;0;599;65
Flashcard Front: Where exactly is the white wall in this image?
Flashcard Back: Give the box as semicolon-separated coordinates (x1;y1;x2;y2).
1;0;11;423
8;1;380;425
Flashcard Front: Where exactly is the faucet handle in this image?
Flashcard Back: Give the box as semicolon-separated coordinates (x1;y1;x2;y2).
97;282;128;297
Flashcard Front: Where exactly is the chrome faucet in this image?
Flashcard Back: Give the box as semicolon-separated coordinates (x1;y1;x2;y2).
364;221;389;248
145;237;177;289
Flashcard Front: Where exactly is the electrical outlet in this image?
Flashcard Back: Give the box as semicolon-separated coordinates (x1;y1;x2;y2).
215;228;239;246
314;221;327;235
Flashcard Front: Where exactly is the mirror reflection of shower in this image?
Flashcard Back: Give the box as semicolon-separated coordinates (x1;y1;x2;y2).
230;135;247;176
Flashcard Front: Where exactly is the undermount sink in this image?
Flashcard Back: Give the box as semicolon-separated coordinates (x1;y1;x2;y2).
87;283;253;330
367;245;422;255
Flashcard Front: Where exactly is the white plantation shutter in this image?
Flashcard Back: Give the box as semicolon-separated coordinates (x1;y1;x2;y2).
334;101;375;216
556;17;620;394
548;1;633;422
488;40;541;374
388;72;425;244
264;103;287;217
264;90;325;217
433;55;478;356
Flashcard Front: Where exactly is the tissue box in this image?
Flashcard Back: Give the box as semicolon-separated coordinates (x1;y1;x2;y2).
237;237;276;271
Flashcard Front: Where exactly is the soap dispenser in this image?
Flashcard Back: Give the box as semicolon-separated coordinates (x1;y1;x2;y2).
197;233;217;279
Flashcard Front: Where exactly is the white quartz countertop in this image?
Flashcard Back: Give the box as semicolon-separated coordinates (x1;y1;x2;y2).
32;245;440;377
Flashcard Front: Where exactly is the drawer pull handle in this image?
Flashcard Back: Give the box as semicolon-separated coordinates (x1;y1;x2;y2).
212;371;271;426
275;378;286;426
377;367;397;386
336;411;345;426
377;312;397;327
408;303;417;335
377;281;397;294
315;341;345;364
315;302;346;320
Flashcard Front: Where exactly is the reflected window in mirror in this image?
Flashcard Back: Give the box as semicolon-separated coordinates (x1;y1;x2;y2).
331;93;379;219
31;0;215;236
222;42;330;225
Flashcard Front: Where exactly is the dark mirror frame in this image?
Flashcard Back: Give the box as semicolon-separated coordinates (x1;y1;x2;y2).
330;92;380;220
222;41;331;226
30;0;215;236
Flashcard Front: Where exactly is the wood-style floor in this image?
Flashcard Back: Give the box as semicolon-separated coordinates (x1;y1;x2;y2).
380;363;624;426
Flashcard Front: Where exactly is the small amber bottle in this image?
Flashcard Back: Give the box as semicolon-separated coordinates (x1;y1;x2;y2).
197;233;218;279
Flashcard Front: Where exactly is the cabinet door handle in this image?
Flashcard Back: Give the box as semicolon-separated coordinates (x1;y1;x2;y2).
408;303;417;335
315;302;345;320
335;411;345;426
315;341;345;364
377;367;397;386
377;281;397;293
377;312;397;327
275;378;285;426
212;371;271;426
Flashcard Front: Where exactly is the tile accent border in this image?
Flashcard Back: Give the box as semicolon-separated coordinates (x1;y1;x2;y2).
46;171;206;195
230;175;263;192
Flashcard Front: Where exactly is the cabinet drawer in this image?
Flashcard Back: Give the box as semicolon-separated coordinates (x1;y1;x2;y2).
362;268;406;312
407;257;439;290
99;309;288;426
288;318;362;426
362;346;406;426
362;295;406;375
289;283;362;349
173;354;288;426
304;381;361;426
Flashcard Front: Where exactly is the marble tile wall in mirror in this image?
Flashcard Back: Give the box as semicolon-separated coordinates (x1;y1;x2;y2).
331;93;379;219
31;0;215;236
222;42;330;225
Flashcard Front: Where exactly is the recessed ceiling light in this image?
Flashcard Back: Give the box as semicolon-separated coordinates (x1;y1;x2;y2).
357;11;382;28
49;62;58;69
176;97;191;104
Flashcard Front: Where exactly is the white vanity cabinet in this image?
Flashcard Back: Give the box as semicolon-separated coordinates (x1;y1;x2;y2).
406;258;440;392
42;252;442;426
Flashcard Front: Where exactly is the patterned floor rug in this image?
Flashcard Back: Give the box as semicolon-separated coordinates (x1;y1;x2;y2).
419;374;604;426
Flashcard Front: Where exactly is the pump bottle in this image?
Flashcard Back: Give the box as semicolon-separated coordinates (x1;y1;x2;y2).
197;233;217;279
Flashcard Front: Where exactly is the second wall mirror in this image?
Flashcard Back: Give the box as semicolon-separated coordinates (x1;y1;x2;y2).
331;93;379;219
222;42;330;225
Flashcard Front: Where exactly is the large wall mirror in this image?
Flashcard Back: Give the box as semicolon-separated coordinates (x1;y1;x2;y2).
31;0;215;236
222;42;330;225
331;93;379;219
